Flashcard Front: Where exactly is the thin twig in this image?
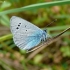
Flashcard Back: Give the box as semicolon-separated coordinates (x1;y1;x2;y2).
27;27;70;60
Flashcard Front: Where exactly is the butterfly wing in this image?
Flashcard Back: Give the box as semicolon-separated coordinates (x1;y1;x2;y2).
10;16;43;51
13;30;41;50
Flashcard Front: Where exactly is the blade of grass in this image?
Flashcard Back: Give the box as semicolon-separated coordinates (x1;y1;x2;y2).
0;34;12;42
51;31;70;36
0;0;70;15
0;15;10;27
43;25;70;31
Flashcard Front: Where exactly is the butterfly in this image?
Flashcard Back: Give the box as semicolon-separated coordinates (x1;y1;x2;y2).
10;16;50;52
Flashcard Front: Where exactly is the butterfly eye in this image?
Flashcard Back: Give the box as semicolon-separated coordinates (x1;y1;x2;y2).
26;30;27;31
44;30;47;33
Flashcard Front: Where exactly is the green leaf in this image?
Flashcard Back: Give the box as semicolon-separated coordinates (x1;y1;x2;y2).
0;1;11;11
0;15;10;27
0;0;70;15
0;34;12;42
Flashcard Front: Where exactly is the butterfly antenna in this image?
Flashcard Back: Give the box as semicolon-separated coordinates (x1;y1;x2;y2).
46;19;57;27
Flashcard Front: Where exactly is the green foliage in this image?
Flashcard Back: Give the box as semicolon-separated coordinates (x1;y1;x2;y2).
60;46;70;57
0;1;11;11
0;0;70;15
0;15;10;27
0;0;70;70
0;1;11;27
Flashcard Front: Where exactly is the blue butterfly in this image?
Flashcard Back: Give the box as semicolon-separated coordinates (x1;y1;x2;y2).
10;16;50;52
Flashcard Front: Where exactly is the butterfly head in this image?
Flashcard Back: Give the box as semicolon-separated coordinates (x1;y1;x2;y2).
42;29;51;41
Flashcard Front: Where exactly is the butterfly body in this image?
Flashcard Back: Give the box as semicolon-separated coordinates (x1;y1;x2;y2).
10;16;49;51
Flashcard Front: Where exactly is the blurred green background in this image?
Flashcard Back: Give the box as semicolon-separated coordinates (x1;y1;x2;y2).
0;0;70;70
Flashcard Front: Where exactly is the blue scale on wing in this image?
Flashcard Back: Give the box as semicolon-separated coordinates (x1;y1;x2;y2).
22;36;41;50
13;31;42;50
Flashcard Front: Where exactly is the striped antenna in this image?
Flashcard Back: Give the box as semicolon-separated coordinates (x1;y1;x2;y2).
46;19;57;27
